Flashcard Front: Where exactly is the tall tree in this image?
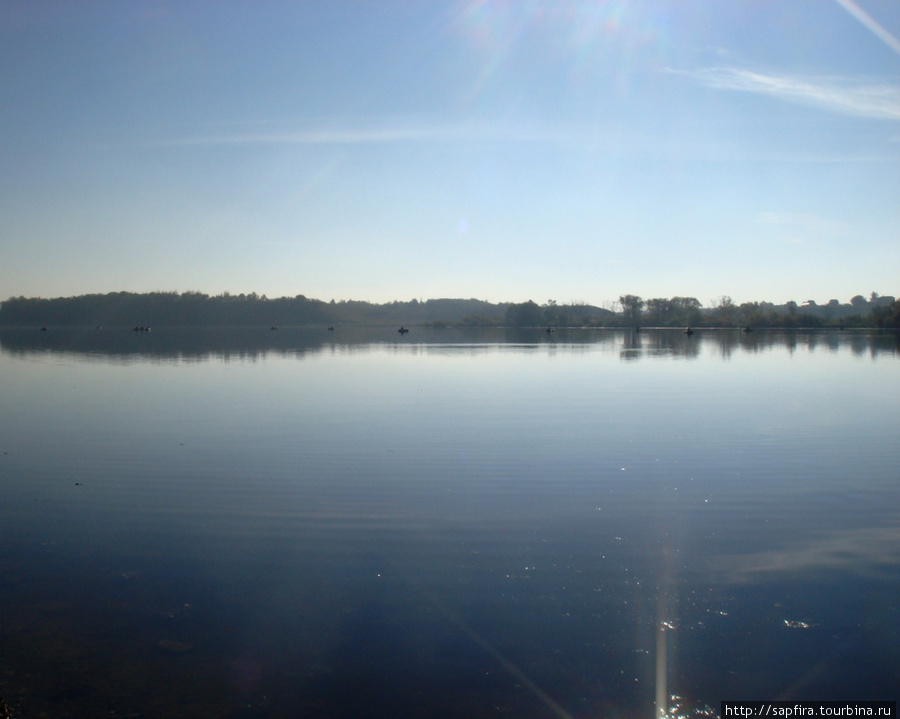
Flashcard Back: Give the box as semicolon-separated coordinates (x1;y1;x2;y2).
712;295;736;325
670;297;702;326
619;295;644;326
645;298;672;326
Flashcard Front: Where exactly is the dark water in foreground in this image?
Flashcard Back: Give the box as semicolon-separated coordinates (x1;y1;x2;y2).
1;327;898;718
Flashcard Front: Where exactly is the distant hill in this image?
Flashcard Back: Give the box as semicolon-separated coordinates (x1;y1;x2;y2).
0;292;332;327
327;298;508;325
0;292;512;328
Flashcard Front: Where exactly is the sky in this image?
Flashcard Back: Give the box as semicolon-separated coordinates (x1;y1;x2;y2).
2;1;899;308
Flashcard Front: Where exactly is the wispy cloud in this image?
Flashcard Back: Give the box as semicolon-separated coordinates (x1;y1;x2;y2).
153;120;575;148
157;125;456;147
755;212;850;235
755;212;851;248
678;66;900;120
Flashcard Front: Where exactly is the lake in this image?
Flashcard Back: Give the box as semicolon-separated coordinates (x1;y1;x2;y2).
1;326;898;718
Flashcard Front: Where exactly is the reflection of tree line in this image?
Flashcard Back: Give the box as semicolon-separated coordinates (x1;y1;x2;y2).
619;328;703;361
619;326;899;360
0;326;332;361
2;326;896;361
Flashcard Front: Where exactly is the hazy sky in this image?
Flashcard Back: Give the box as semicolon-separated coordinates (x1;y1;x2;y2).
2;1;898;307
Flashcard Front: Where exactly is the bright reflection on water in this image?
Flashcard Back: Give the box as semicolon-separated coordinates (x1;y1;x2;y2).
0;327;898;718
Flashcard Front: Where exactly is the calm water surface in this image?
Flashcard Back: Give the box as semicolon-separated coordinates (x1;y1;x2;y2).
1;327;898;718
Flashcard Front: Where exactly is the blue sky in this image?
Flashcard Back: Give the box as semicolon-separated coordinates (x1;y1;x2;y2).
2;1;898;307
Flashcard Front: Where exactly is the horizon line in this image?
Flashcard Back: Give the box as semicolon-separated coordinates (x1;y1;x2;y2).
3;290;895;309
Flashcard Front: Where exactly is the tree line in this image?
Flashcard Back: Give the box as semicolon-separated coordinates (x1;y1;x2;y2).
0;292;504;328
505;293;899;329
1;290;897;329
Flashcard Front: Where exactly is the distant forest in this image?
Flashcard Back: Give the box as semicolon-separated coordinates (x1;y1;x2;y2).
1;290;898;329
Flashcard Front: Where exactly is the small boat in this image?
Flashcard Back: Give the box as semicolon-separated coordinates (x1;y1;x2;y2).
545;327;555;334
327;326;335;331
398;327;409;334
684;326;694;336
